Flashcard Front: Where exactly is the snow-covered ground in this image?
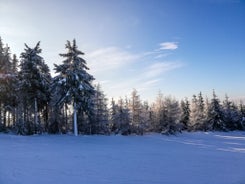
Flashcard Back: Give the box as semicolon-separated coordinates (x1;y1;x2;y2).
1;132;245;184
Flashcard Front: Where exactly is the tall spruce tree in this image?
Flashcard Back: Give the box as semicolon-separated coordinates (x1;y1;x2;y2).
0;38;12;130
206;90;225;131
0;39;19;131
52;39;95;136
18;42;51;135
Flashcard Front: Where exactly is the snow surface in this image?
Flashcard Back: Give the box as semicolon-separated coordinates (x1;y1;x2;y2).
1;132;245;184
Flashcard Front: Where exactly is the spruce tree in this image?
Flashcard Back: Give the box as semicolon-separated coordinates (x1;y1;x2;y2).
52;39;95;136
190;93;206;131
109;97;131;135
163;96;181;134
118;97;131;135
18;42;51;135
129;89;143;134
206;90;225;131
91;84;109;134
180;98;190;130
109;98;119;133
0;39;18;131
223;95;241;130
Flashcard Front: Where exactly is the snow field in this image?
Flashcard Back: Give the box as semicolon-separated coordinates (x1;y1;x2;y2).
0;132;245;184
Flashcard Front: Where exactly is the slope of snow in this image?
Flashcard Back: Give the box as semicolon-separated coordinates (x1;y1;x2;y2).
0;132;245;184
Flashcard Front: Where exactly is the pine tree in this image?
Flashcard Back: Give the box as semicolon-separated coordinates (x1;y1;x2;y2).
118;97;131;135
206;90;225;131
0;37;6;74
109;98;118;133
91;84;109;134
180;98;190;130
109;97;131;135
18;42;51;135
190;92;206;131
152;92;181;134
0;39;18;131
152;92;164;132
129;89;143;134
239;101;245;129
52;39;95;136
223;95;241;130
141;101;151;132
162;96;181;134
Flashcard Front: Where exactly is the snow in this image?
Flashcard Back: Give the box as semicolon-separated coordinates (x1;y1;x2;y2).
58;78;66;84
0;132;245;184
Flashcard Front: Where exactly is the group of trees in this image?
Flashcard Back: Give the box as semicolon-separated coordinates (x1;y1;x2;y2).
0;36;244;136
0;37;97;135
109;90;245;135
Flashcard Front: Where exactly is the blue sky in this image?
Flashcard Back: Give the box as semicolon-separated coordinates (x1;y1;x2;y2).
0;0;244;102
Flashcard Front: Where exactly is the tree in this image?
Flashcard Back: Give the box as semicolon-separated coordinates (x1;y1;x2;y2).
152;92;181;134
223;95;241;130
91;84;109;134
180;98;190;130
189;92;206;131
109;98;118;133
0;38;19;131
152;91;164;132
18;42;51;135
162;96;181;134
206;90;225;131
141;101;151;132
52;39;95;136
129;89;144;134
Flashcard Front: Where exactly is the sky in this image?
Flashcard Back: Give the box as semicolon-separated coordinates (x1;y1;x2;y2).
0;0;244;102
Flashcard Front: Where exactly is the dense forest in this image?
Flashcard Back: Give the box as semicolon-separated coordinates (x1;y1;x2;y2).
0;36;245;135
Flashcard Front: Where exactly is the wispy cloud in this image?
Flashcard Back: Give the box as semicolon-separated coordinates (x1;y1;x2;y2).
154;53;172;59
145;61;183;78
84;42;184;100
159;42;178;50
85;47;140;74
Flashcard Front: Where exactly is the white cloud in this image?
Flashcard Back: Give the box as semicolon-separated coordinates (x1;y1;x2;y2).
145;61;183;78
159;42;178;50
84;43;184;101
85;47;140;74
154;53;171;59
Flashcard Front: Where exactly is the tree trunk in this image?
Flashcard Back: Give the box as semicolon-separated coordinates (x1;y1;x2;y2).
64;104;68;133
34;98;38;133
73;101;78;136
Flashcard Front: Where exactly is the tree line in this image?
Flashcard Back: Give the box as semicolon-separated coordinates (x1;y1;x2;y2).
0;36;244;136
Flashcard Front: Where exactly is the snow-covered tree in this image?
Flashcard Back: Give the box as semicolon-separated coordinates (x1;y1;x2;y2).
223;95;241;130
109;97;131;135
109;98;118;133
129;89;144;134
152;92;181;134
18;42;51;135
189;92;206;131
0;38;19;131
239;101;245;129
206;90;225;131
162;96;182;134
52;39;95;136
180;98;190;130
141;101;151;132
151;92;164;132
90;84;109;134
